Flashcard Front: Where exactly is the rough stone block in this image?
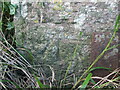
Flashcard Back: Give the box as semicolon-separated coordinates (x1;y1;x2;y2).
91;32;119;77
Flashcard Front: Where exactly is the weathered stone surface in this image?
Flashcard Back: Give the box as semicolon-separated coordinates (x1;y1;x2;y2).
15;2;119;81
91;32;119;77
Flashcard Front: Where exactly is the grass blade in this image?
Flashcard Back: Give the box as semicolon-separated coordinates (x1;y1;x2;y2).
80;73;92;89
0;80;22;89
34;75;50;88
89;67;111;72
34;75;44;88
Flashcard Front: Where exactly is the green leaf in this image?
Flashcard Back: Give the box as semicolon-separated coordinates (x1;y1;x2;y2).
34;75;50;88
80;73;92;89
9;4;16;15
79;32;83;36
89;67;111;72
78;32;83;38
6;22;14;30
34;75;44;88
12;4;18;9
4;2;10;11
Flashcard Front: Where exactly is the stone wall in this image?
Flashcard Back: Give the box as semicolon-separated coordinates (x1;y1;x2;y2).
15;2;119;81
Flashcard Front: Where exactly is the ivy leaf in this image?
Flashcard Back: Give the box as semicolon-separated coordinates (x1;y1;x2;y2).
9;4;16;15
6;22;14;30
